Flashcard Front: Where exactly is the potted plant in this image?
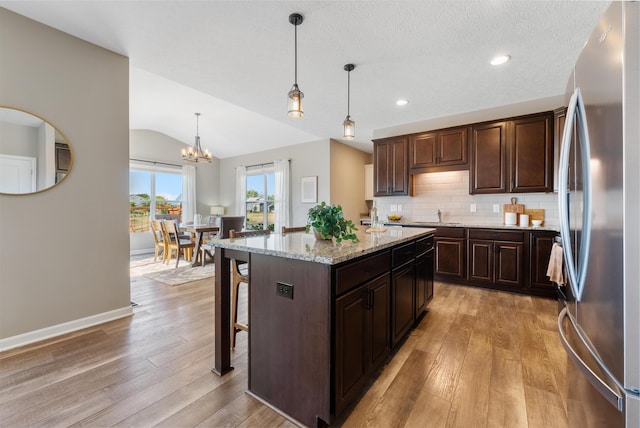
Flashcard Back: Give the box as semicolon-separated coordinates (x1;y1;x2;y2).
306;201;359;242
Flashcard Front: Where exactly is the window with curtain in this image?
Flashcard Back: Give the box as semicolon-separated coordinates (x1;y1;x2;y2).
129;161;183;233
238;160;289;232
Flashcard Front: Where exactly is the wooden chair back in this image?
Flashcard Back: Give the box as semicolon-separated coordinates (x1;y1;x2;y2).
229;229;271;239
150;220;166;262
162;220;195;267
282;226;307;234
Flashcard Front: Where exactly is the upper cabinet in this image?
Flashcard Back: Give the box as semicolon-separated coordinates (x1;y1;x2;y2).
470;112;554;194
373;136;409;196
409;126;469;173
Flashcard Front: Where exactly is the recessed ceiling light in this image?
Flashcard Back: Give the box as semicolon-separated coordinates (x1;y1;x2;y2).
396;99;409;106
490;54;511;66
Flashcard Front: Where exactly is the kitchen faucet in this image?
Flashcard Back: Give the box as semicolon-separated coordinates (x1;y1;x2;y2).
437;209;442;223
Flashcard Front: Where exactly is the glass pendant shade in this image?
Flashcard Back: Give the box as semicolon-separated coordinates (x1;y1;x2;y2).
287;83;304;118
343;115;355;140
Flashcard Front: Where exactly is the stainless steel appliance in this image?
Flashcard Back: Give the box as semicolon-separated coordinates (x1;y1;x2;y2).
557;2;640;427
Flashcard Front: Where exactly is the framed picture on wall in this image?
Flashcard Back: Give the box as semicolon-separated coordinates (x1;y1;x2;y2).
301;176;317;203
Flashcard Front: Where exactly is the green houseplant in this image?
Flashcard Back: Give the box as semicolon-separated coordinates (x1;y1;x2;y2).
306;201;359;242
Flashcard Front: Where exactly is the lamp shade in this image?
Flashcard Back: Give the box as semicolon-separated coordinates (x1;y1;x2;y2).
210;206;225;216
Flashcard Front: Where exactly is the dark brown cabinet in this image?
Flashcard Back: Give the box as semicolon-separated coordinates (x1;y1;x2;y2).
434;227;466;280
409;126;469;173
470;121;508;194
334;273;390;416
527;231;558;297
373;136;409;196
470;112;554;194
468;229;525;290
510;113;553;193
415;236;434;316
391;262;415;347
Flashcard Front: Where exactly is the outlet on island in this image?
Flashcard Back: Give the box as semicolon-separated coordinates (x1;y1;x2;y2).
276;282;294;300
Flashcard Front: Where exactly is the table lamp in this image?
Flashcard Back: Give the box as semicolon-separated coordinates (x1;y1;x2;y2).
210;206;225;216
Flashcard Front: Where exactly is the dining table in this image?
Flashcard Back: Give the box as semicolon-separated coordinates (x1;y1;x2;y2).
183;224;219;267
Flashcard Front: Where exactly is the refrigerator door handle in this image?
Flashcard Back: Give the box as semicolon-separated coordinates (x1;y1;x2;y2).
558;307;624;412
557;87;593;302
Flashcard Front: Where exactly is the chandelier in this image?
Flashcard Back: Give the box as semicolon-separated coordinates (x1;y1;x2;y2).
182;112;212;163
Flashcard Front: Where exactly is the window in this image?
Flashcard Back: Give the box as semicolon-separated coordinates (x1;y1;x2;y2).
245;165;276;231
129;164;183;234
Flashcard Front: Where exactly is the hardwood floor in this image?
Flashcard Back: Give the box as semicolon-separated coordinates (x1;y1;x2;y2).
0;263;568;427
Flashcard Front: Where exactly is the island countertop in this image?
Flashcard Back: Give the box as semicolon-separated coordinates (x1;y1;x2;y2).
211;226;435;265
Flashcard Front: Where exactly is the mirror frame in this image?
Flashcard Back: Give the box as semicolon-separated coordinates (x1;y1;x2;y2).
0;106;73;196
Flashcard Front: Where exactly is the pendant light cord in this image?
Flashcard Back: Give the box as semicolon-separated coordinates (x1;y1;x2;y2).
347;69;351;116
294;23;298;85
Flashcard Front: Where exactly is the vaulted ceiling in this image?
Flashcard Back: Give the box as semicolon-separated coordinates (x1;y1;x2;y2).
1;1;610;158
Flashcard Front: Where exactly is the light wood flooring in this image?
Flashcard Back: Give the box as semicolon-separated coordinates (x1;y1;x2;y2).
0;262;569;427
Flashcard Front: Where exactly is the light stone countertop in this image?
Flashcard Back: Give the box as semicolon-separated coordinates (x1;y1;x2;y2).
361;219;559;232
211;226;435;265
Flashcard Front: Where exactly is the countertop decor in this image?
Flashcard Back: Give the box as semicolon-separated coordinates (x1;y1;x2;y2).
306;201;359;242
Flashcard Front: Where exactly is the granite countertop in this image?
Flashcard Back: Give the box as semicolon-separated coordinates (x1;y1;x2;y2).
211;226;435;265
361;219;558;232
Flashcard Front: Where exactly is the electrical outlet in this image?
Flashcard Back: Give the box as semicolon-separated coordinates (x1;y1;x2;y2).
397;204;402;212
276;282;294;300
390;204;397;212
470;203;477;213
493;204;500;213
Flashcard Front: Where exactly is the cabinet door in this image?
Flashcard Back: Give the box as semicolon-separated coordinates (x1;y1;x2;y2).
415;249;434;316
468;239;494;284
438;126;468;166
335;284;367;415
368;275;391;371
435;238;465;279
528;231;557;295
510;113;553;193
391;263;415;347
373;137;409;196
470;121;507;194
409;132;437;169
495;241;524;288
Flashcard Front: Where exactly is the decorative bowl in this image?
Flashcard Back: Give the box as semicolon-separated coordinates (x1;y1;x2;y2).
387;214;402;222
531;220;543;227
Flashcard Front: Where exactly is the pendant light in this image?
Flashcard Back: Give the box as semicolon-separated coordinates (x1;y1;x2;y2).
182;112;212;163
287;13;304;118
342;64;355;140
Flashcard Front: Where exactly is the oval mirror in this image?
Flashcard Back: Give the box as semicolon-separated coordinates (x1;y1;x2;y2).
0;106;73;195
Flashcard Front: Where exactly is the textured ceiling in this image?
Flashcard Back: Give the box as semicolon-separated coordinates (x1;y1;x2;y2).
0;1;610;158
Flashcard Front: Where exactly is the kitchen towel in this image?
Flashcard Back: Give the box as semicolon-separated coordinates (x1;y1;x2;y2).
546;242;565;285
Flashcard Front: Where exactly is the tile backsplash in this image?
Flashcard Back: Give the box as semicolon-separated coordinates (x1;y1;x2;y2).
374;170;559;227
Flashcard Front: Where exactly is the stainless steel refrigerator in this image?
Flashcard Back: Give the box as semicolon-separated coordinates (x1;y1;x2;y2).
557;2;640;427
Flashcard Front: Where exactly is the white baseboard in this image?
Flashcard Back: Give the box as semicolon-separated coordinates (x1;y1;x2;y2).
130;248;154;256
0;306;133;352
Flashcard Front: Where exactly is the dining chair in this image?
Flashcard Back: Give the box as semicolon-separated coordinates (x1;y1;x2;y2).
162;220;195;268
150;220;166;262
282;226;307;234
227;227;271;348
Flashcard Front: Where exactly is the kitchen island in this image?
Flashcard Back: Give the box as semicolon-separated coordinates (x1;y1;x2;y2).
212;226;435;427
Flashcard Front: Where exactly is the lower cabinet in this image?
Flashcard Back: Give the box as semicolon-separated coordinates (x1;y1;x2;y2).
415;248;434;315
335;274;390;416
467;229;525;290
391;261;415;347
526;230;558;297
434;227;466;280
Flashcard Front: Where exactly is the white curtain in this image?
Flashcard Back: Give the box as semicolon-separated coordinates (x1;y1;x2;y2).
182;164;197;224
235;165;247;217
274;159;290;233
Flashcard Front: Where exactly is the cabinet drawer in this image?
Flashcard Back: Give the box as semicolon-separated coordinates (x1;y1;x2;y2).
392;242;416;268
435;227;465;238
468;229;524;242
416;235;434;255
335;251;390;295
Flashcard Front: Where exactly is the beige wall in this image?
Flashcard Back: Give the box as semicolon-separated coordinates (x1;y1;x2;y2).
129;129;220;253
0;9;131;347
219;140;332;227
329;139;371;225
